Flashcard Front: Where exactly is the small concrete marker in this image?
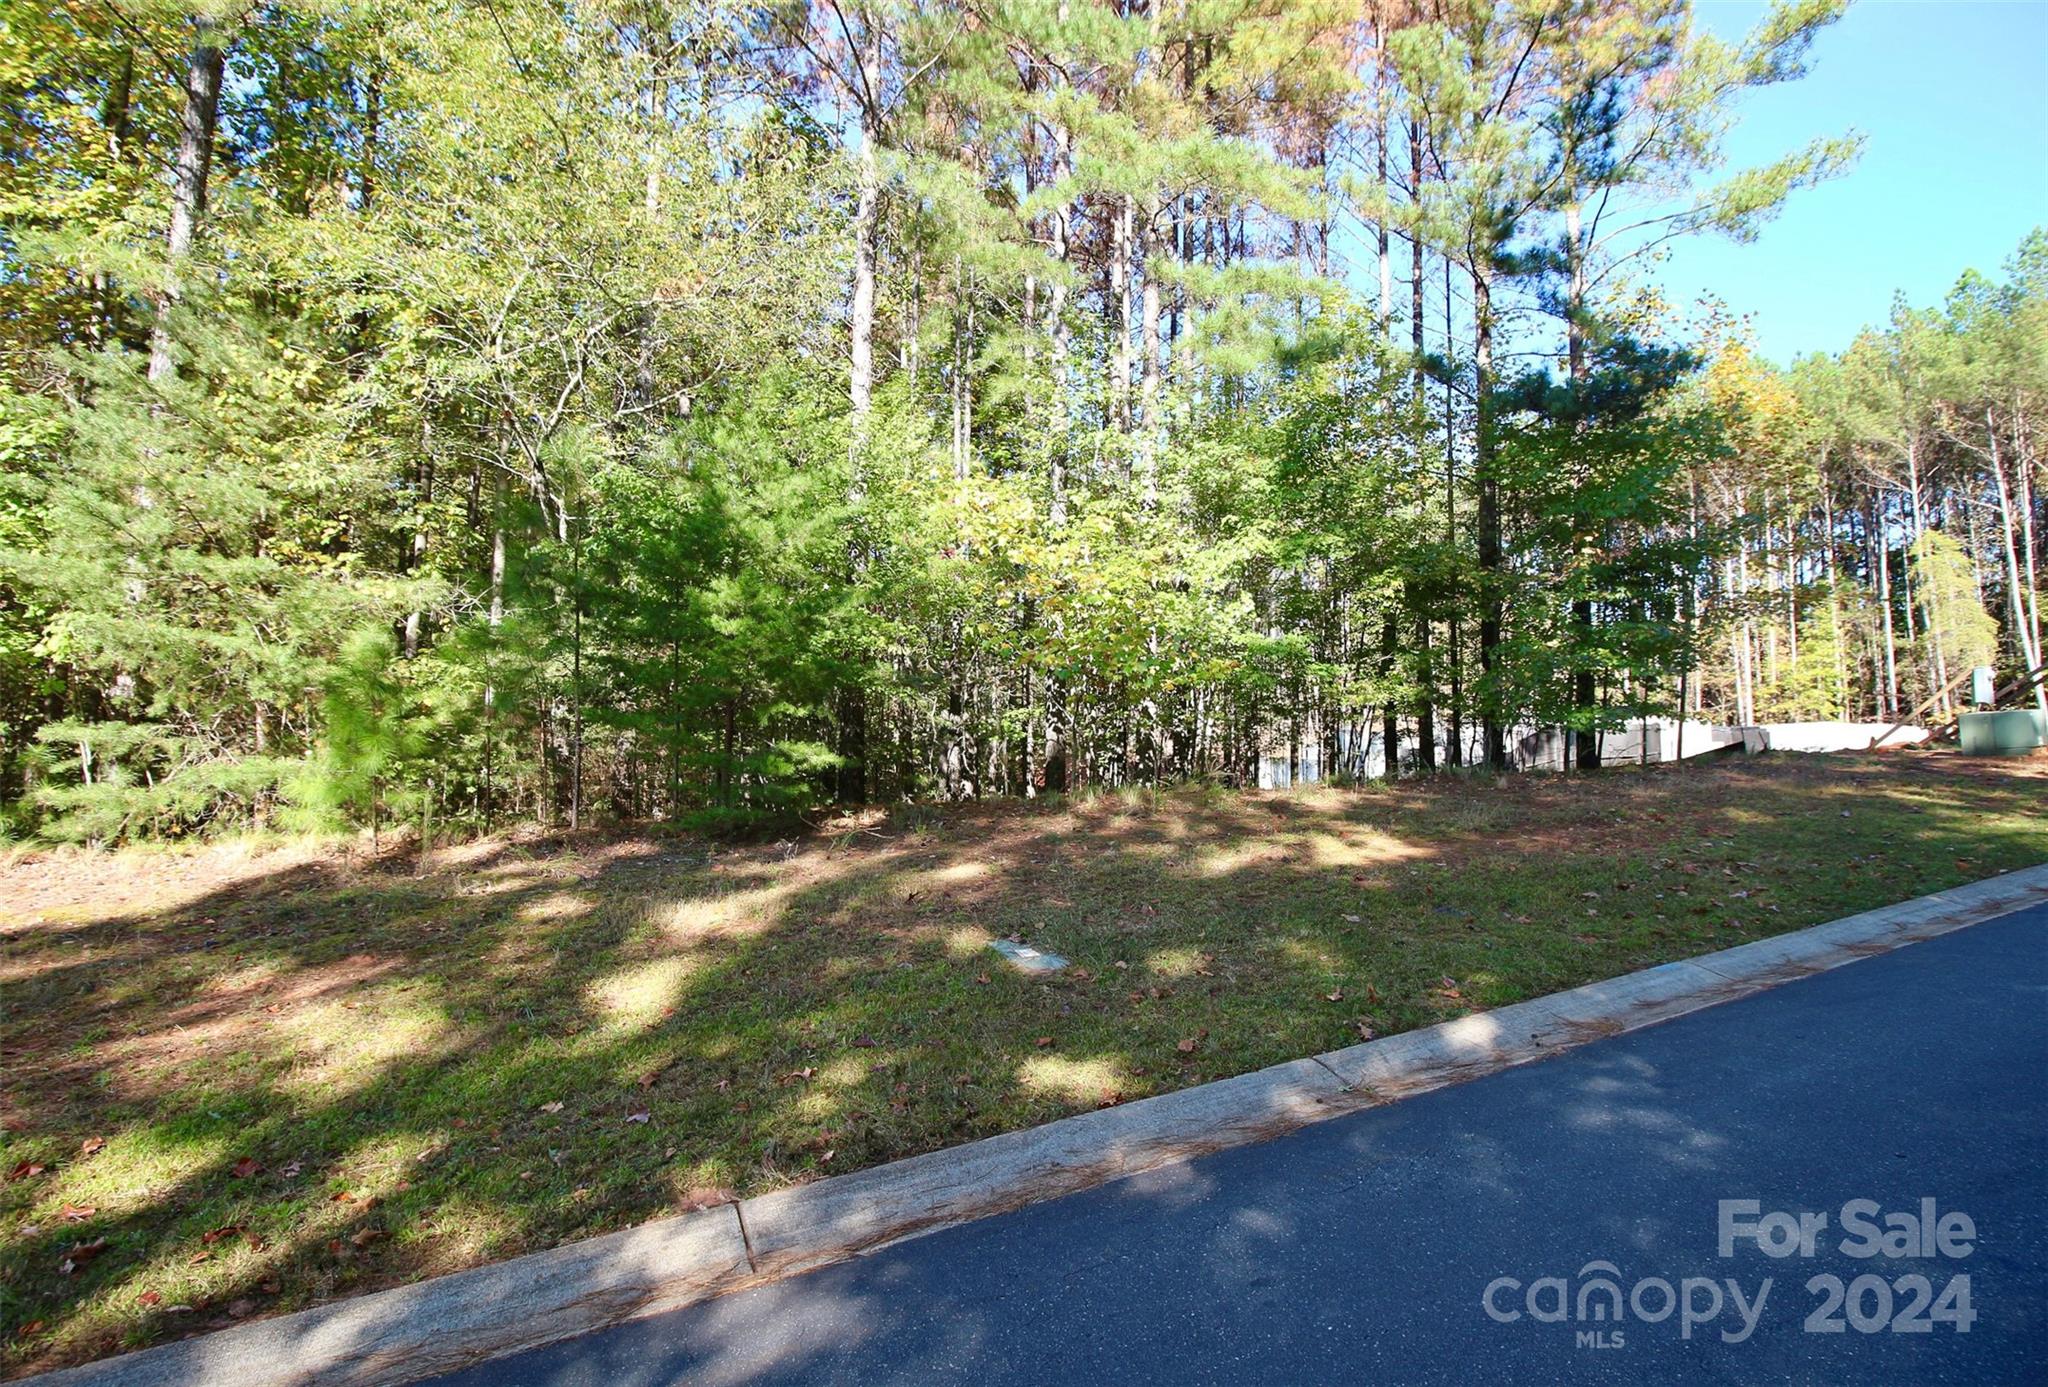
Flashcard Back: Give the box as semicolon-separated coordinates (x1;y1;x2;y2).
990;938;1068;973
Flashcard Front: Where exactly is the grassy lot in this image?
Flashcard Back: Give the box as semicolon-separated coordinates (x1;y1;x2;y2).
2;748;2043;1374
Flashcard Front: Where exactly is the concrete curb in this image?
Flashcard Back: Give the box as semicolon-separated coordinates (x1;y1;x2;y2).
30;865;2048;1387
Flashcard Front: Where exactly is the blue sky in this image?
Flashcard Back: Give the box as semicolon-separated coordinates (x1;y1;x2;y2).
1654;0;2048;363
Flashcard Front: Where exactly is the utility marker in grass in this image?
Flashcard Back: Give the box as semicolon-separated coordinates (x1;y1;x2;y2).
990;939;1069;974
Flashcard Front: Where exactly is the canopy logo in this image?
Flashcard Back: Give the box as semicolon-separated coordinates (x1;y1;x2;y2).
1482;1198;1979;1348
1481;1263;1769;1346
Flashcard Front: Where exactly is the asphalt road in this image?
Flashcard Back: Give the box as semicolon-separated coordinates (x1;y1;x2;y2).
428;902;2048;1387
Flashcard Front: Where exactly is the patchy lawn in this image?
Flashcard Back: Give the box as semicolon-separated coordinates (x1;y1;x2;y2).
3;748;2044;1374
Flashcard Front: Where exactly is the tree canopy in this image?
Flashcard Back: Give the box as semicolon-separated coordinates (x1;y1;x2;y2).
1;0;2039;842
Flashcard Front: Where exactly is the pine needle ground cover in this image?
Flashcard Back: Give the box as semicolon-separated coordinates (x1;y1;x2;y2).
4;749;2044;1375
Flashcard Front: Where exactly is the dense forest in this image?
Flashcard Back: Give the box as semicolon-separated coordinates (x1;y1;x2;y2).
1;0;2041;841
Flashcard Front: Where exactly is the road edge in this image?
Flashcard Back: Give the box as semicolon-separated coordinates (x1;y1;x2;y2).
28;864;2048;1387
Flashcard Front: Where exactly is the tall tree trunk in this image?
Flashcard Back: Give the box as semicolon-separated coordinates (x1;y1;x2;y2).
1903;440;1952;715
1473;262;1505;771
404;404;435;658
482;470;507;820
93;48;135;345
1138;201;1162;508
2013;402;2043;666
836;16;884;802
1046;116;1074;527
1732;547;1754;725
1784;498;1799;677
101;48;134;166
1874;498;1900;717
1441;255;1463;766
635;65;665;416
569;521;584;830
1565;202;1598;769
1407;121;1437;771
1988;410;2048;711
1111;196;1133;442
1821;478;1848;717
847;20;883;424
1376;103;1391;325
1379;614;1399;778
1040;29;1076;791
148;18;226;383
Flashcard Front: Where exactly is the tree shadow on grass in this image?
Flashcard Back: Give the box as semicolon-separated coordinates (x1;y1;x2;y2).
2;754;2043;1374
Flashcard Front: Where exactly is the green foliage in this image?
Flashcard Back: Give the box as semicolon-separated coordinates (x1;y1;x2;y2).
581;377;858;821
1493;337;1722;731
0;0;2031;842
292;627;427;833
1910;530;1999;681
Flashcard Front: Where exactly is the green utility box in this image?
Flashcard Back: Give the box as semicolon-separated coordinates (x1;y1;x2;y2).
1959;709;2048;755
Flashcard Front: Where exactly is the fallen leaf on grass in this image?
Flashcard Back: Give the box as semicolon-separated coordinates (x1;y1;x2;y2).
625;1110;651;1124
58;1238;108;1275
279;1160;303;1178
58;1204;95;1222
330;1190;355;1203
1175;1037;1199;1053
1324;990;1344;1003
1034;1036;1054;1048
188;1250;212;1265
230;1157;263;1178
200;1226;244;1245
136;1290;162;1308
1355;1021;1377;1040
79;1137;105;1158
15;1321;43;1340
349;1227;384;1248
6;1161;45;1183
539;1101;564;1114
